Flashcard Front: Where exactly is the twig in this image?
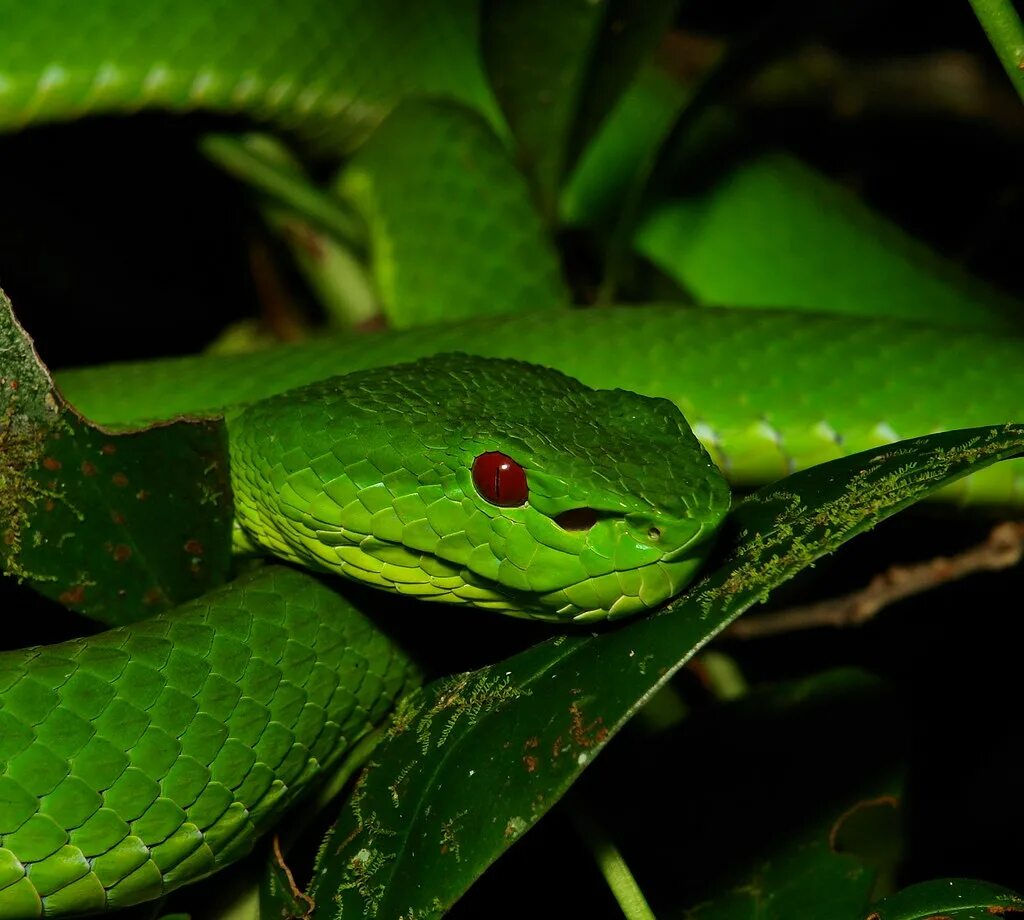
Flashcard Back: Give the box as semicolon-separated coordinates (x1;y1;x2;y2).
743;46;1024;132
657;33;1024;133
727;521;1024;639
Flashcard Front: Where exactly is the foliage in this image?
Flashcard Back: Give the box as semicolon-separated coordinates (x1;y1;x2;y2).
1;2;1022;918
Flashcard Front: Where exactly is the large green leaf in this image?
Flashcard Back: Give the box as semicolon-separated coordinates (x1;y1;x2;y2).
0;291;232;624
561;65;690;231
864;878;1024;919
309;422;1024;918
635;151;1023;331
584;669;904;917
565;65;1022;329
482;0;677;218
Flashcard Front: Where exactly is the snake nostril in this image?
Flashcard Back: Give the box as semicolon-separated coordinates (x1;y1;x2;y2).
648;527;662;542
554;508;600;531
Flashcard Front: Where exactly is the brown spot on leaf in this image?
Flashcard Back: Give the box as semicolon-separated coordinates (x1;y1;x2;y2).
41;457;61;471
184;538;204;556
113;544;132;562
523;755;538;773
100;444;117;455
44;499;54;512
524;736;539;750
143;587;166;606
58;585;85;606
110;511;125;525
136;489;149;501
568;702;607;749
8;379;18;390
112;473;129;488
81;461;97;477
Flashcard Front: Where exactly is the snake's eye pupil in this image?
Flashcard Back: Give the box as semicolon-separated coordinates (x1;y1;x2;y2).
472;452;528;507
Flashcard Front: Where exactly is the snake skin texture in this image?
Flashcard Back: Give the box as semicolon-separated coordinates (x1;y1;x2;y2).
0;0;499;150
57;307;1024;506
227;355;729;621
0;567;416;916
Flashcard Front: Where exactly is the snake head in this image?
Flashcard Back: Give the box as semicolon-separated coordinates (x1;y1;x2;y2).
229;353;730;622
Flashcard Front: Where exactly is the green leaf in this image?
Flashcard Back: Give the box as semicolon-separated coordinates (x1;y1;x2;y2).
201;133;378;329
561;65;690;230
635;151;1023;332
864;878;1024;919
482;0;677;218
308;422;1024;918
201;133;366;252
666;670;903;918
336;99;569;328
566;63;1021;325
0;291;232;624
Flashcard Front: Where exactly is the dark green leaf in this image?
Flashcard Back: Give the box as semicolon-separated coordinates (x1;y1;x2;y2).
864;878;1024;919
309;423;1024;918
261;843;313;920
665;670;902;918
561;65;690;230
572;54;1021;324
482;0;677;217
0;291;232;624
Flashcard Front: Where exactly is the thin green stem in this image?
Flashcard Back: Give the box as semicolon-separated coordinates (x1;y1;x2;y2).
569;801;656;920
969;0;1024;101
201;133;367;251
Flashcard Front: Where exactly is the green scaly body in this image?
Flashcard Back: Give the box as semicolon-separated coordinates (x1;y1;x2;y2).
0;2;1020;916
0;568;416;916
58;307;1024;506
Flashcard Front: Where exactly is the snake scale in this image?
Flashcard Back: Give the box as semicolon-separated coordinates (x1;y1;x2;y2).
1;1;1022;916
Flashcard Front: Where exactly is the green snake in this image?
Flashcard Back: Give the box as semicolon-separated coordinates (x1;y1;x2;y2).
1;2;1022;916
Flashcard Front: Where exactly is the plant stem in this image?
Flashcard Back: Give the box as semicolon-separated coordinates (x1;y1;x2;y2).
969;0;1024;101
569;801;656;920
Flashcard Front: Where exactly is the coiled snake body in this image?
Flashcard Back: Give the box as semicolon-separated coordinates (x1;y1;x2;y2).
0;2;1021;915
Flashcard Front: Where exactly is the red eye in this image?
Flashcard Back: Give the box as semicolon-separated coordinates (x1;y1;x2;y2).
472;452;528;507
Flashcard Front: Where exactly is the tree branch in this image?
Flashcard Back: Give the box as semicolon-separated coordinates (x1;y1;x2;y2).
727;521;1024;639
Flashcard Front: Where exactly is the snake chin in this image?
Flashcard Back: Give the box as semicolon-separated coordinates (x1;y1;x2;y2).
231;511;715;623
